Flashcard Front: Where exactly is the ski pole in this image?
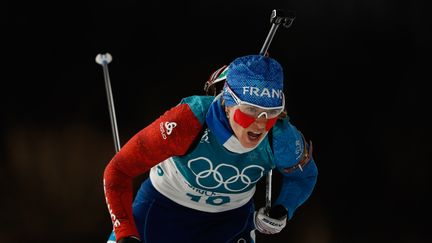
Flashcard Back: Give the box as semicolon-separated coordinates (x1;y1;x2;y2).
259;9;296;56
260;9;296;216
95;53;121;153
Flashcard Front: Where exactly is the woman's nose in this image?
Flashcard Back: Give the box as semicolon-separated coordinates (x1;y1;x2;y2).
254;117;267;129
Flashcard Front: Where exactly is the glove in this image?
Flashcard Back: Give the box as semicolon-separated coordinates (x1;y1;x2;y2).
118;236;141;243
254;206;287;234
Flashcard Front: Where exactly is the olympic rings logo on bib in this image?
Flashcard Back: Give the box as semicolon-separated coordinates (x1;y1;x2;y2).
187;157;265;192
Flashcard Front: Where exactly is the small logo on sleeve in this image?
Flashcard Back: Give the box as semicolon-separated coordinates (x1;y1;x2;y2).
200;129;210;143
160;121;177;139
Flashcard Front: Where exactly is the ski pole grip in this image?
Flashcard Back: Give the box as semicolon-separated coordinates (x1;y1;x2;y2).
259;9;296;55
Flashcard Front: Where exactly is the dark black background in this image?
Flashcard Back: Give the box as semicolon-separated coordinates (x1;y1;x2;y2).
2;0;431;242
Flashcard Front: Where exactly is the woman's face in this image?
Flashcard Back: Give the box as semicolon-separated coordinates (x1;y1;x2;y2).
225;106;268;148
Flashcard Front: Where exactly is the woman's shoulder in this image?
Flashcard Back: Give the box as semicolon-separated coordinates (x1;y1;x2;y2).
271;118;306;166
178;95;214;123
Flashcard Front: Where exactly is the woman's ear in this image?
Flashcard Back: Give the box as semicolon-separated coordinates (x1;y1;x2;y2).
225;106;231;119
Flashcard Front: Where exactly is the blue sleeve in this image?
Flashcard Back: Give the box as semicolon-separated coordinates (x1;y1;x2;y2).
271;119;318;220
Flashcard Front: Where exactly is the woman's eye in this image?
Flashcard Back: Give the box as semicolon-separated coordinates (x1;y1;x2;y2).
268;110;279;116
246;107;258;114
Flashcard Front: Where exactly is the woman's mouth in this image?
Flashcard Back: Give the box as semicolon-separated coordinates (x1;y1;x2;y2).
247;131;262;141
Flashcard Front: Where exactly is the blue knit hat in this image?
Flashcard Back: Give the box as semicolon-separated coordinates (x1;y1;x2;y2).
223;55;284;108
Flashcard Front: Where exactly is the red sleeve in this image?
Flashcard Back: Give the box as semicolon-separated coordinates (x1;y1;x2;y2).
103;103;203;240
